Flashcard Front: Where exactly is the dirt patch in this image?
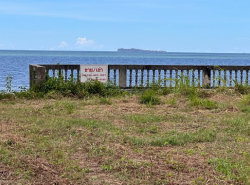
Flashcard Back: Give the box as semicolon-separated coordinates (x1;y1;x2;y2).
210;94;240;104
0;163;27;185
19;156;71;185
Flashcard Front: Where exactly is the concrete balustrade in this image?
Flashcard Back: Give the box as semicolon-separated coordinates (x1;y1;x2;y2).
30;64;250;88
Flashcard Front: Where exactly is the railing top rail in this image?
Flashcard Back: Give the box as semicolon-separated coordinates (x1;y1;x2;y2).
108;65;250;70
32;64;250;70
37;64;80;70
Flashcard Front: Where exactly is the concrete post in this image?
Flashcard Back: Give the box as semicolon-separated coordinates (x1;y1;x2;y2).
119;66;127;88
29;64;46;88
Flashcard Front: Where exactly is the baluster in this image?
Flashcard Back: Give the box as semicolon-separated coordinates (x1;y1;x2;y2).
153;70;155;84
213;70;215;87
235;70;238;85
192;70;195;86
170;70;173;87
53;69;55;77
59;68;62;78
147;69;150;87
218;70;221;87
141;70;144;87
65;69;68;82
240;70;243;85
135;69;138;87
77;68;80;81
114;69;117;85
224;70;226;87
71;69;74;79
246;70;249;85
198;70;201;87
129;69;132;87
229;70;232;87
158;70;161;83
108;68;110;81
164;70;167;87
181;69;184;82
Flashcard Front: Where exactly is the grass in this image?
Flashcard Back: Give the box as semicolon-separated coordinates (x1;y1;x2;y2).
1;78;250;184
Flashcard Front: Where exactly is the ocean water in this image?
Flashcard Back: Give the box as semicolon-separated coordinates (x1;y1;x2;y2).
0;50;250;90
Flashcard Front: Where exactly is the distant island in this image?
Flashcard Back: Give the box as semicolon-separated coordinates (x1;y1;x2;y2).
117;48;166;53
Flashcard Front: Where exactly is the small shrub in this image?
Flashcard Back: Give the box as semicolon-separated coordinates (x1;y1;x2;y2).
139;90;161;105
99;97;112;105
242;94;250;106
6;74;13;93
161;87;171;95
63;102;76;114
238;94;250;113
234;82;249;94
31;76;122;98
208;158;250;183
0;93;15;100
189;96;218;109
173;76;198;97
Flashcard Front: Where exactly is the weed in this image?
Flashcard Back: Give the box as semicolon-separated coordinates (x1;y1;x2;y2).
139;90;161;105
6;74;13;93
124;114;164;124
208;158;250;183
88;144;113;156
82;167;92;174
189;97;218;109
236;94;250;113
123;136;147;146
173;76;198;97
234;82;249;94
193;176;206;185
101;164;114;171
166;97;176;106
161;87;171;95
63;101;76;114
242;94;250;106
99;97;112;105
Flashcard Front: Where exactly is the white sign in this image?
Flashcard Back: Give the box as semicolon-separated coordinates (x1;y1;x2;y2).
80;65;108;83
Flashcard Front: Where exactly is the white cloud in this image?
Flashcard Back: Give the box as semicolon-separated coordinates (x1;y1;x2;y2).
58;41;68;48
75;37;94;46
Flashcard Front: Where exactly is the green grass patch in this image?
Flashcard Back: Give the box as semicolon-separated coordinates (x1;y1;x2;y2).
124;114;164;124
139;90;161;105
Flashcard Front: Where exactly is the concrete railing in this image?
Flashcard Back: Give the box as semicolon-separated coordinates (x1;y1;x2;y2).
30;64;250;88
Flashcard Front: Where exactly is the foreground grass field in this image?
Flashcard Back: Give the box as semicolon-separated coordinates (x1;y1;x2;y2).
1;88;250;184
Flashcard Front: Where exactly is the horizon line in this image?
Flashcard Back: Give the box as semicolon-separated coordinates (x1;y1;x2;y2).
0;49;249;55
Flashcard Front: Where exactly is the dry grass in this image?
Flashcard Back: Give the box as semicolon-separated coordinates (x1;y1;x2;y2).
1;91;250;184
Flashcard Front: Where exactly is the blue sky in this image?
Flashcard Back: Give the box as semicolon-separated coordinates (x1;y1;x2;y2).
0;0;250;53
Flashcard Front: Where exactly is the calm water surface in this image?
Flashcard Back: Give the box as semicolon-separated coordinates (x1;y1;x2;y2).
0;50;250;90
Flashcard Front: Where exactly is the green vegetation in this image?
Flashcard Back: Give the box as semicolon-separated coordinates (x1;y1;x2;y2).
1;76;250;184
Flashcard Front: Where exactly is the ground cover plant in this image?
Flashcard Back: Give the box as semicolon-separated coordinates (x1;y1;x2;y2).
1;78;250;184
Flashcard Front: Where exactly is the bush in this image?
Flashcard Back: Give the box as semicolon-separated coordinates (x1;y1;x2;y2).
173;76;198;97
234;82;249;94
31;76;122;98
139;90;161;105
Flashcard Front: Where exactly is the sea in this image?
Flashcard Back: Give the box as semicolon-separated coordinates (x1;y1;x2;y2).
0;50;250;91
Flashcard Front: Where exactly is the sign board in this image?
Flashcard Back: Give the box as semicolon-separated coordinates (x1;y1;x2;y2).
80;65;108;83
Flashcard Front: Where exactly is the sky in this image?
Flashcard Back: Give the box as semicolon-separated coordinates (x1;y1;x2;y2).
0;0;250;53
